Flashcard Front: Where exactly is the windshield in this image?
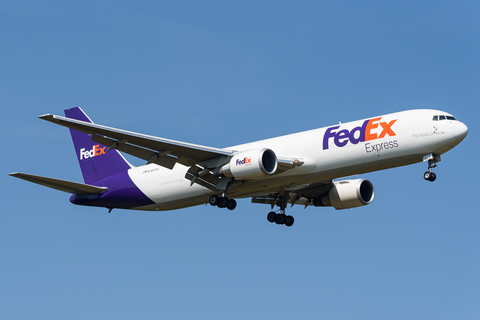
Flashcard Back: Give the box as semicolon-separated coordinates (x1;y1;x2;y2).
433;115;457;121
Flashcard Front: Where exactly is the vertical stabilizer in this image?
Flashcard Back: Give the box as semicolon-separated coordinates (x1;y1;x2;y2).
65;107;132;184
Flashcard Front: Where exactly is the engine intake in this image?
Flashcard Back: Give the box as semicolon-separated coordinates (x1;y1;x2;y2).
220;148;277;179
313;179;374;209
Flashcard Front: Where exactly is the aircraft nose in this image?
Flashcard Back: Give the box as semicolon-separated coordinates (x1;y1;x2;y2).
453;121;468;143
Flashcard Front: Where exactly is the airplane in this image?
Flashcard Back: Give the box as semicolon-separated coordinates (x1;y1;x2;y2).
9;107;468;227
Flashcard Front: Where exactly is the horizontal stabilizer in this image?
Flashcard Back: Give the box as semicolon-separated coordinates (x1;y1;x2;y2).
9;172;108;194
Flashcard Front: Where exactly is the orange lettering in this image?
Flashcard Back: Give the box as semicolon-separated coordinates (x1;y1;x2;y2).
94;145;106;156
378;120;397;138
365;117;382;141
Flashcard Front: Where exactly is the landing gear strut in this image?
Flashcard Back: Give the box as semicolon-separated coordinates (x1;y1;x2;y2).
209;194;237;210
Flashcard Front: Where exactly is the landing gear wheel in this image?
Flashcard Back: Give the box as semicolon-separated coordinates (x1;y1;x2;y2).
285;215;294;227
209;195;219;206
275;213;286;225
424;171;437;182
217;197;228;208
226;199;237;210
267;211;276;223
424;171;431;181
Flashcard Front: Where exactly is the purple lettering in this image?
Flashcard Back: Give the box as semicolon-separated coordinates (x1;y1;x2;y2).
360;120;369;142
323;126;340;150
349;121;368;145
334;129;350;147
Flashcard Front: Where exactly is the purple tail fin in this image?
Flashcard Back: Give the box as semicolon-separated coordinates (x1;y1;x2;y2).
65;107;132;185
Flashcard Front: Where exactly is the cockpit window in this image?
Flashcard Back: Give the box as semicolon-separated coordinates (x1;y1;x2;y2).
433;114;458;121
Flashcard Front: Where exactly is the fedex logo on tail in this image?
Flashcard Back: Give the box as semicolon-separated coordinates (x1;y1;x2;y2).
80;145;106;160
236;157;252;165
323;117;397;150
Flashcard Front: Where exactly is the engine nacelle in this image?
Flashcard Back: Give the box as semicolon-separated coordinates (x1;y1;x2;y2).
314;179;374;210
220;148;278;179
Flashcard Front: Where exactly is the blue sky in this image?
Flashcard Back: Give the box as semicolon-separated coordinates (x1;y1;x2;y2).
1;1;479;319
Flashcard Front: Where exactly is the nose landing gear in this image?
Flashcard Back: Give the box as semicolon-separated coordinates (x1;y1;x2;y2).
423;154;441;182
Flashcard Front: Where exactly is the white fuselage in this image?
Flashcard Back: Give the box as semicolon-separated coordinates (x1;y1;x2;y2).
127;109;468;210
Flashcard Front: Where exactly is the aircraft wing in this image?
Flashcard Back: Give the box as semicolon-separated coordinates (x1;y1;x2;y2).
9;172;108;194
39;114;233;168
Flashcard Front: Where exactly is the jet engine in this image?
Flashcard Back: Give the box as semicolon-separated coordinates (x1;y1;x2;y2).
313;179;374;209
219;148;278;179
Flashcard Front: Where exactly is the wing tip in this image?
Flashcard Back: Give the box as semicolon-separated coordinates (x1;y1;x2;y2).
38;113;54;120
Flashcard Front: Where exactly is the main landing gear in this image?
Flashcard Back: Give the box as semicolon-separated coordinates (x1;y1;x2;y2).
209;193;295;227
267;211;294;227
266;193;294;227
209;194;237;210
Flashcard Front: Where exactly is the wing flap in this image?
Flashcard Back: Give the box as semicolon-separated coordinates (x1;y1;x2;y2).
251;181;334;208
91;135;179;169
185;166;221;190
9;172;108;194
184;170;218;191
